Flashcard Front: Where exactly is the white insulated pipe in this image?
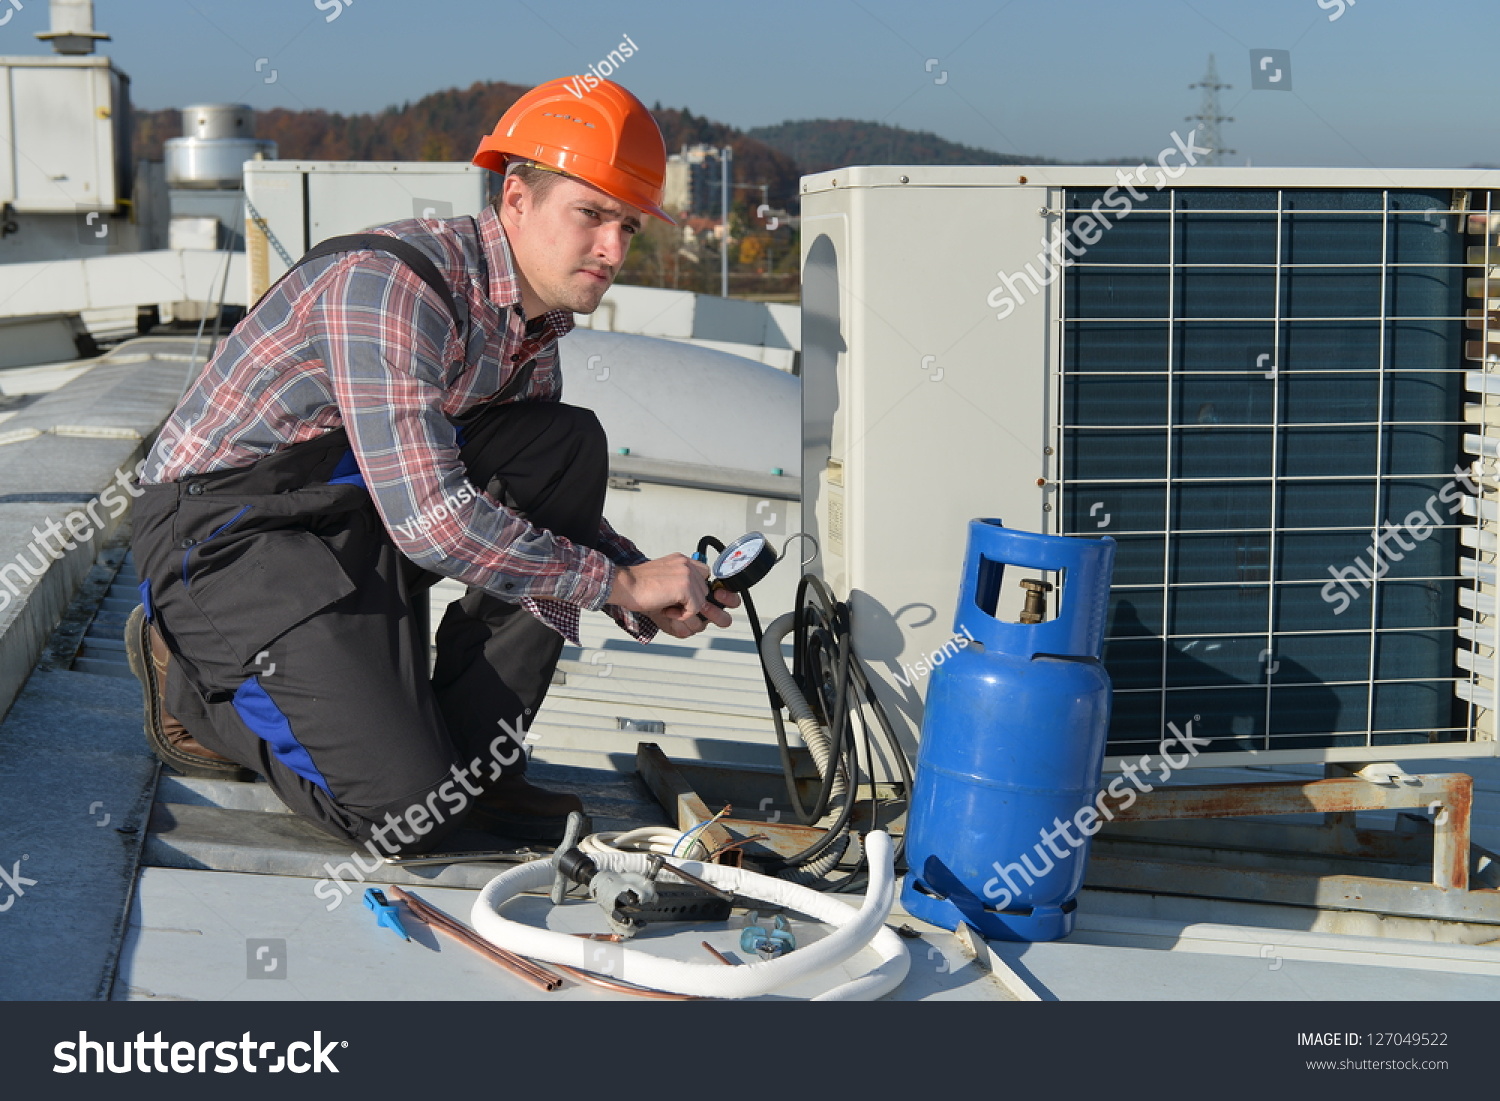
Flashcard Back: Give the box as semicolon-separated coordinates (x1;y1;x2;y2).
470;830;909;1000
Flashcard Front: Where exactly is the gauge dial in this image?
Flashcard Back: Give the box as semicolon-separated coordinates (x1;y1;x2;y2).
709;531;776;591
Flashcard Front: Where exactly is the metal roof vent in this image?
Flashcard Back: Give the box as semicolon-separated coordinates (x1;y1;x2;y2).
35;0;110;56
164;105;278;190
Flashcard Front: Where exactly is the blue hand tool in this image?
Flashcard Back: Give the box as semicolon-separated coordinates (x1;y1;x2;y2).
363;887;410;941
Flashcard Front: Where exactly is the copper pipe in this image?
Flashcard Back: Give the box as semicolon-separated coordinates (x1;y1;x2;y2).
388;886;563;993
393;890;704;1000
549;962;703;1000
701;941;736;966
396;892;560;992
404;900;562;992
564;936;708;995
397;891;560;988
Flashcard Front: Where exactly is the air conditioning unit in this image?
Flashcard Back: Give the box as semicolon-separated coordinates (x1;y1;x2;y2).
800;165;1500;770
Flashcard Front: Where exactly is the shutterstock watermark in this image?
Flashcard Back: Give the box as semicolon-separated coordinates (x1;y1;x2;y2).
1250;49;1293;91
76;204;110;248
980;718;1210;909
566;33;640;98
1320;465;1477;615
314;0;353;23
746;497;785;536
0;853;36;911
311;714;533;909
54;1031;344;1074
246;939;286;980
0;460;144;615
412;197;453;221
987;129;1212;321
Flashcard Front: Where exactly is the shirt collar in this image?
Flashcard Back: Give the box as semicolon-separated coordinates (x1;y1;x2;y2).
476;204;575;341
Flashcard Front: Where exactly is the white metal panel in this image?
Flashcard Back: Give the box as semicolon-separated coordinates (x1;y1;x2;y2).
765;301;800;351
801;179;1052;757
7;60;115;211
244;161;484;300
800;208;848;596
243;162;306;298
0;249;244;319
168;216;218;252
0;62;10;206
802;164;1500;194
306;163;484;244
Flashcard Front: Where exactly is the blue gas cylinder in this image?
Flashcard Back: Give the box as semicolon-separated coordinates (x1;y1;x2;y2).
900;519;1116;942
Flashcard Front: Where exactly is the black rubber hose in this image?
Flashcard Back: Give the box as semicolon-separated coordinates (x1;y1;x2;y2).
693;535;913;892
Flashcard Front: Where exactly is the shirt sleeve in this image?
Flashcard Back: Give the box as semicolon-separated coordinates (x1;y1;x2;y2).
307;253;618;611
593;516;657;642
597;515;649;567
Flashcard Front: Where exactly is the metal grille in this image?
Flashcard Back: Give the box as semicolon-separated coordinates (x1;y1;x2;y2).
1055;186;1496;759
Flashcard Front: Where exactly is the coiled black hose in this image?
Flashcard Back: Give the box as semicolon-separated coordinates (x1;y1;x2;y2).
696;536;914;892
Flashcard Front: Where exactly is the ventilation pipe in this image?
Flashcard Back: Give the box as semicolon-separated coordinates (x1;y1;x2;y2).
35;0;110;55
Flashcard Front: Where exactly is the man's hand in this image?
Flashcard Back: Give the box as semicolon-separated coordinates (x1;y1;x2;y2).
609;554;742;639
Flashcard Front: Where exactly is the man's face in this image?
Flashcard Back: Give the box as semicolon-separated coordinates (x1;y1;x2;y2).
503;173;642;316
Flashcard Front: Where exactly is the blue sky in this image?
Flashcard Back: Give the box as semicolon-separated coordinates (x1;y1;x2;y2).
3;0;1492;167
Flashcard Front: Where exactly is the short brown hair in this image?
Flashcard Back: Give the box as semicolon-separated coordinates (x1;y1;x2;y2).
493;161;567;213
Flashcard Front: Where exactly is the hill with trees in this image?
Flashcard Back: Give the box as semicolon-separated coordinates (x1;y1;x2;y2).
746;118;1043;174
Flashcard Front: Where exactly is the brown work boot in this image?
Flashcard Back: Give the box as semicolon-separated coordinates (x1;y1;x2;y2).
465;773;585;842
124;605;251;781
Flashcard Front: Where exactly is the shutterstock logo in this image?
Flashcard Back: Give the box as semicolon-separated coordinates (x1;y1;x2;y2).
54;1032;346;1074
0;853;36;911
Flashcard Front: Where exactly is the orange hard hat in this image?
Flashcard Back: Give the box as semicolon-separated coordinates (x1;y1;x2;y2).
474;77;674;225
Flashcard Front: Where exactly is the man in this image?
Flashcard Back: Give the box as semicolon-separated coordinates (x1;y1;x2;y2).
125;77;738;852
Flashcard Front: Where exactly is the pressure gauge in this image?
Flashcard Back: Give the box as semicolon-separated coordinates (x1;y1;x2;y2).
708;531;777;592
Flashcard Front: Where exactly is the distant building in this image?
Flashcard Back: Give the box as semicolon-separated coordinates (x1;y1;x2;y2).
663;156;690;215
664;144;729;216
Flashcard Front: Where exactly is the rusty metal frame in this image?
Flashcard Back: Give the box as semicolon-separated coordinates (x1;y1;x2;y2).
1107;773;1473;891
1089;771;1500;924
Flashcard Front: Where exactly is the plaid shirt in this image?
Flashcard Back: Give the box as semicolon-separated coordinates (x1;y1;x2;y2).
145;204;655;646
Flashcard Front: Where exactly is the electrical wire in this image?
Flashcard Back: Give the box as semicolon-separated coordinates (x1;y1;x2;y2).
670;804;730;858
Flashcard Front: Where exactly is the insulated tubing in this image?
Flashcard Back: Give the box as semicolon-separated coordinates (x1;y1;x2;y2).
469;830;908;1000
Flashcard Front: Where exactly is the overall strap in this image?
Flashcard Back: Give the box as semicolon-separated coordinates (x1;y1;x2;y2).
288;233;464;331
